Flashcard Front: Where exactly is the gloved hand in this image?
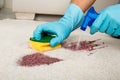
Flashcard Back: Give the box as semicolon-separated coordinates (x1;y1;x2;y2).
33;4;84;47
90;4;120;37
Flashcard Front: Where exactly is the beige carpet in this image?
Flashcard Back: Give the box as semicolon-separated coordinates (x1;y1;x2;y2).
0;19;120;80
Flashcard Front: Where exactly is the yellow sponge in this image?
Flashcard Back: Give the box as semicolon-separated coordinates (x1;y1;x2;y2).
29;37;61;52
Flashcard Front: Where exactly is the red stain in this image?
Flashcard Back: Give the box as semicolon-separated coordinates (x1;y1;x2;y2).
62;39;104;51
18;53;62;67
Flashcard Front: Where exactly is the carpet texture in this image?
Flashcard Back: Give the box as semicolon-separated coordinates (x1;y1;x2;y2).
0;19;120;80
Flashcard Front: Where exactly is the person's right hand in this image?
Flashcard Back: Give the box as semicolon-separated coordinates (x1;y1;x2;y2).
33;4;84;47
33;21;73;47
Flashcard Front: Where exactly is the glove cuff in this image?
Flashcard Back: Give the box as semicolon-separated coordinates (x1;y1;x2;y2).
59;3;84;31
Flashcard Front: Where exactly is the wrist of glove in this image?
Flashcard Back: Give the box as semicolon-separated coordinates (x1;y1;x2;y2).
90;4;120;37
59;4;84;31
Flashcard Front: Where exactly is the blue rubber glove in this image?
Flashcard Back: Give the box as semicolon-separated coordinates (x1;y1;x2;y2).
90;4;120;37
33;4;84;46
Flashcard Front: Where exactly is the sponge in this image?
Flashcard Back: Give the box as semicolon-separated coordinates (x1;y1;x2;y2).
29;36;61;52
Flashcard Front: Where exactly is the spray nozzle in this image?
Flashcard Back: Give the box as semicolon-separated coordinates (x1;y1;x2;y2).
81;7;99;31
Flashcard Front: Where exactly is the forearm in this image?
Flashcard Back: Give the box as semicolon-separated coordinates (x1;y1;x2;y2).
71;0;96;12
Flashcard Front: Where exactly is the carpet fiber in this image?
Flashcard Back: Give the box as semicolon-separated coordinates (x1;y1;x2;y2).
0;19;120;80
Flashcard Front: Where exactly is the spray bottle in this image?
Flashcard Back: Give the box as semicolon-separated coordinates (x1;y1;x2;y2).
81;7;99;31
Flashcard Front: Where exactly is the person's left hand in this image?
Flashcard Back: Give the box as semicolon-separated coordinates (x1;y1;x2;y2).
90;4;120;37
